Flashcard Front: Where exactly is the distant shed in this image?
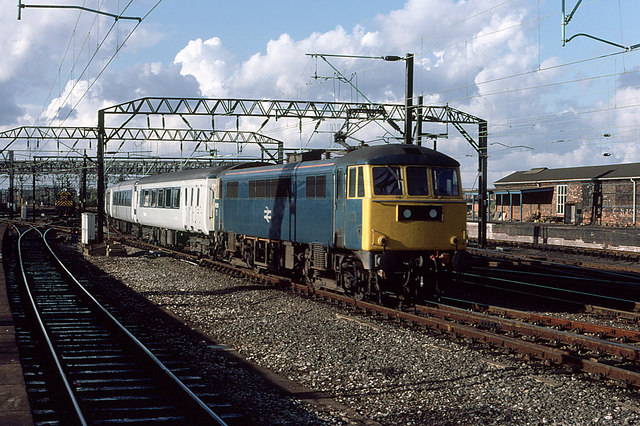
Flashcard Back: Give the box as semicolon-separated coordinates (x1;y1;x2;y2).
491;163;640;226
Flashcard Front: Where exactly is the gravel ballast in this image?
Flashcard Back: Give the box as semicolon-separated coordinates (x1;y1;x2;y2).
80;248;640;425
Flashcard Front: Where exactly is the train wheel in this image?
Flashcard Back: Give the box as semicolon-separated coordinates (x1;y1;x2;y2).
242;244;254;268
340;257;364;299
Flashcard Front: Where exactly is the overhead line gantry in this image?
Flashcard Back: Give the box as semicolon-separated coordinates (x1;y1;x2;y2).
96;97;488;245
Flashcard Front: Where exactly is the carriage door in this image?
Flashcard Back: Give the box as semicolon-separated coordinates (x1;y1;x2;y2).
212;178;220;231
132;186;138;219
333;168;346;248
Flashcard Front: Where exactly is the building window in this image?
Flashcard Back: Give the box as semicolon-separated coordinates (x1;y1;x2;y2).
556;184;567;215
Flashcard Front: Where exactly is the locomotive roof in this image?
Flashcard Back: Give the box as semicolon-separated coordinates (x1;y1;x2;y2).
334;144;459;167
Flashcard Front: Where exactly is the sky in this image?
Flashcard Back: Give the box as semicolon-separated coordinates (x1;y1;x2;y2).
2;0;640;188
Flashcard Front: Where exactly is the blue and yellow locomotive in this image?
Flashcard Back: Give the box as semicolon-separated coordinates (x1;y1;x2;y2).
216;144;470;301
107;144;470;303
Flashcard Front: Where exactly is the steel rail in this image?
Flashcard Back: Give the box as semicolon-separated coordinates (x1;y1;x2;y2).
114;235;640;387
440;296;640;339
17;226;228;424
41;228;228;425
457;271;640;311
17;226;87;425
414;303;640;362
280;282;640;387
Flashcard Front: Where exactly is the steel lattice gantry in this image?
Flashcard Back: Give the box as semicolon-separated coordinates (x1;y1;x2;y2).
0;124;284;219
95;97;488;245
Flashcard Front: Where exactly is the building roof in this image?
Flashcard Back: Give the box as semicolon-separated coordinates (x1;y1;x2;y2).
495;163;640;186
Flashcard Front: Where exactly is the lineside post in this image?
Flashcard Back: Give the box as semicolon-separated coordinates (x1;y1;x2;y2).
9;151;14;220
97;111;105;243
404;53;414;144
478;120;488;248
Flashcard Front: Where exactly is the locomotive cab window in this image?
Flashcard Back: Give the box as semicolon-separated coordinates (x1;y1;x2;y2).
348;166;365;198
406;166;430;196
432;168;460;196
373;166;403;196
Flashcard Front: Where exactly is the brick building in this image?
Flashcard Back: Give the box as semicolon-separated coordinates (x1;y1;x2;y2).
491;163;640;226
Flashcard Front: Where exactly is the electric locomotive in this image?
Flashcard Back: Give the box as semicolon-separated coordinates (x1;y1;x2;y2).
216;144;470;302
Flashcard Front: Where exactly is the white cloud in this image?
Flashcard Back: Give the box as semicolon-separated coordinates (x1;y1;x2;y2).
174;37;232;97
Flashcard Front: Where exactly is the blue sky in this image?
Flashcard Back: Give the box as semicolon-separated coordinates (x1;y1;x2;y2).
2;0;640;187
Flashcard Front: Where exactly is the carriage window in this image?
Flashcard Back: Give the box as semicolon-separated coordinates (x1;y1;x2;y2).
406;167;430;196
373;166;403;195
115;190;132;206
142;190;150;207
432;168;460;196
173;188;180;208
306;175;327;198
226;181;239;198
190;188;194;206
157;189;164;208
336;170;344;198
151;190;157;207
196;188;200;206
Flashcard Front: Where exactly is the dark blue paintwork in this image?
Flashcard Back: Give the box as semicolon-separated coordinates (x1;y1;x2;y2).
221;161;334;245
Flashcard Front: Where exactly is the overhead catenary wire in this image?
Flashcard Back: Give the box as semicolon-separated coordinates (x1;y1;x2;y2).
45;0;137;127
36;1;165;163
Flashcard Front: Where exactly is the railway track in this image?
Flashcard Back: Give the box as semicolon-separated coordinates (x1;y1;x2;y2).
5;225;239;424
457;249;640;316
97;233;640;388
281;283;640;388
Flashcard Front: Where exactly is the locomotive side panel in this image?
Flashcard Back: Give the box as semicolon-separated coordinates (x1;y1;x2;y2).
293;163;334;245
221;170;293;241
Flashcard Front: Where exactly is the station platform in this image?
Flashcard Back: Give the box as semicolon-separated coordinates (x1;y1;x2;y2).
0;224;33;425
468;221;640;253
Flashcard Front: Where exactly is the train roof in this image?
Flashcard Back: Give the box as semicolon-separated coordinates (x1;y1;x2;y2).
333;144;459;167
108;179;137;188
135;163;268;185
